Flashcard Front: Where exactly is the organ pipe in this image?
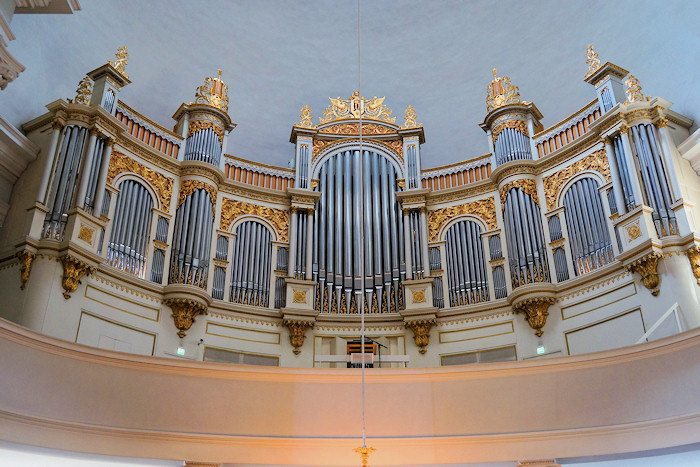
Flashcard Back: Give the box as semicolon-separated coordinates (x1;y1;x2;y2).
184;127;222;167
229;220;272;307
445;219;489;306
169;189;213;288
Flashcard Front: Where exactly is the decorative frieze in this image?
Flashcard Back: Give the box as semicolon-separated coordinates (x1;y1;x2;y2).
499;179;539;206
427;197;496;242
542;149;610;210
107;151;174;211
219;198;289;242
177;180;217;209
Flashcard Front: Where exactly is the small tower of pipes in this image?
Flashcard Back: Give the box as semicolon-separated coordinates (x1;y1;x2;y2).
87;46;131;115
583;44;629;114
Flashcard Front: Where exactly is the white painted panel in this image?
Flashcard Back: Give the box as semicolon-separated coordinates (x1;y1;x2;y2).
205;322;280;344
76;312;155;356
439;321;514;343
561;282;637;319
566;310;645;355
85;285;160;321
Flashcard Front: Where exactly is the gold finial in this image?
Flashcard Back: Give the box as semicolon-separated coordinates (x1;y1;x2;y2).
402;105;422;129
295;105;315;128
320;91;396;124
192;69;230;113
625;74;649;103
486;69;521;112
68;76;93;105
584;44;601;78
354;446;375;467
108;46;129;79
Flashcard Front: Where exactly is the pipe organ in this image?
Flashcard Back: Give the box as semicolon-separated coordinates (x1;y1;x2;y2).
6;45;700;360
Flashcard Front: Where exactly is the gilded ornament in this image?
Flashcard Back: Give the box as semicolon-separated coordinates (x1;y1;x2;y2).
411;289;426;303
219;198;289;242
405;319;435;354
60;255;95;299
350;293;358;314
397;179;406;190
164;298;207;338
626;222;642;241
311;138;403;163
192;69;229;113
685;246;700;286
16;250;35;290
318;122;395;135
292;289;307;304
427;197;496;241
107;151;174;211
310;179;319;190
177;180;217;210
584;44;601;78
625;74;649;103
354;446;375;467
284;319;314;355
513;297;555;337
486;68;521;112
108;46;129;79
78;224;95;244
295;105;316;128
542;149;611;210
402;105;422;129
627;253;661;296
499;179;539;207
320;91;396;124
340;291;347;313
492;119;528;143
187;120;224;144
68;76;93;105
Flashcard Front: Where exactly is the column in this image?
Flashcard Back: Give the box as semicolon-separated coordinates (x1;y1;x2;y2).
305;208;314;280
287;207;298;278
619;126;645;206
92;139;114;218
603;136;627;215
403;208;412;279
419;207;430;275
36;122;63;203
75;129;99;209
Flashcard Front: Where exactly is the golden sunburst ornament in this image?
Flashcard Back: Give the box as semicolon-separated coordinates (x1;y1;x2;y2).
354;446;375;466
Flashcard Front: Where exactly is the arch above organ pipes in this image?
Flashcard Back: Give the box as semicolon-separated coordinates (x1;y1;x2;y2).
555;170;608;210
229;214;279;242
437;214;491;243
111;172;160;211
311;140;406;181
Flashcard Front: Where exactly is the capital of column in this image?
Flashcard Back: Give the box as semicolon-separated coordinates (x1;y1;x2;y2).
619;123;629;135
654;117;668;128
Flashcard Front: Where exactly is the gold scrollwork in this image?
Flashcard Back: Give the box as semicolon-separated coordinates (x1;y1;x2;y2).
60;255;95;299
108;46;129;79
69;76;93;105
320;91;396;124
625;74;649;103
626;222;642;241
317;123;395;135
292;289;307;304
177;180;217;210
584;44;601;78
16;250;35;290
311;138;403;163
295;105;316;128
164;298;207;338
499;179;539;207
192;69;229;113
284;319;314;355
627;253;661;296
220;198;289;242
427;197;496;242
78;224;95;244
411;289;426;303
188;120;224;144
491;119;528;143
405;319;435;354
402;105;422;129
542;149;610;210
107;151;174;211
487;68;521;112
513;297;555;337
686;246;700;286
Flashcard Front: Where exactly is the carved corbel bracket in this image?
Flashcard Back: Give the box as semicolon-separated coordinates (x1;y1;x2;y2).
164;298;207;338
16;250;35;290
405;319;436;354
513;297;556;337
686;246;700;286
626;252;661;296
60;255;95;299
283;319;314;355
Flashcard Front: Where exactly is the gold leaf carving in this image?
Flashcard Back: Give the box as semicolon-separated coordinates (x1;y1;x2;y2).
312;138;403;163
107;151;174;211
411;289;426;303
584;44;601;78
626;222;642;241
320;91;396;124
16;250;35;290
487;68;521;112
108;46;129;79
428;197;496;242
293;289;307;303
78;225;94;244
188;120;224;144
192;69;229;113
177;180;217;209
318;123;395;135
220;198;289;242
402;105;422;129
60;255;95;299
492;119;528;143
542;149;610;210
295;105;316;128
405;319;435;354
499;179;539;207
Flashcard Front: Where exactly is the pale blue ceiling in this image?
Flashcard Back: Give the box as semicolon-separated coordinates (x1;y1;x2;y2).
1;0;698;168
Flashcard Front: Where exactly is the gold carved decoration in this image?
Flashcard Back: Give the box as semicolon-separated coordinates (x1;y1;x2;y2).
686;246;700;286
284;319;314;355
486;68;521;112
192;69;229;113
499;179;539;207
412;289;426;304
177;180;217;209
627;253;661;296
310;179;319;190
60;255;95;299
354;446;375;467
625;74;649;103
16;250;35;290
292;289;307;304
220;198;289;242
78;224;95;244
584;44;601;78
405;319;435;354
320;91;396;124
311;138;403;163
164;298;207;338
68;76;93;105
108;46;129;79
542;149;611;210
428;197;496;242
626;222;642;241
295;105;316;128
318;123;395;135
402;105;422;129
491;120;528;143
397;179;406;190
107;151;174;211
187;120;224;144
513;297;555;337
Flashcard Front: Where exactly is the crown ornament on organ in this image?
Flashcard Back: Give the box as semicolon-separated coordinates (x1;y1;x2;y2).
584;44;602;78
486;68;521;112
108;46;129;79
192;69;229;113
320;91;396;124
625;74;650;103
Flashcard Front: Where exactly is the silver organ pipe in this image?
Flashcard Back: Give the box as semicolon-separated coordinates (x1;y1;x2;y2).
169;189;213;288
229;221;272;307
103;89;116;113
548;214;569;282
503;187;550;288
215;236;229;260
445;220;489;305
298;145;309;189
488;235;502;260
494;127;532;166
407;145;418;189
150;249;165;283
600;87;614;112
184;128;222;167
563;177;613;276
492;266;507;299
83;137;106;214
212;267;226;300
107;180;154;278
42;125;89;240
611;135;637;211
155;217;169;243
313;150;404;314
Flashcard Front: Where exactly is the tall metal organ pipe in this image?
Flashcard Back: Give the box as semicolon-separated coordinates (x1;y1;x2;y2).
169;189;214;288
445;219;489;306
229;220;272;307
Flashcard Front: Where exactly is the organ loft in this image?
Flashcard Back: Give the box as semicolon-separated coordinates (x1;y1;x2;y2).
1;44;699;367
